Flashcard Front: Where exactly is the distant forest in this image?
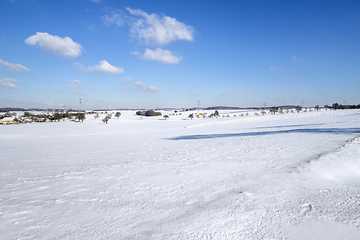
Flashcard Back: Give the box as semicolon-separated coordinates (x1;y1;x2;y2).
1;103;360;112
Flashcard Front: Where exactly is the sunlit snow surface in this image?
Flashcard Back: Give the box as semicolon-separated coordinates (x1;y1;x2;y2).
1;109;360;239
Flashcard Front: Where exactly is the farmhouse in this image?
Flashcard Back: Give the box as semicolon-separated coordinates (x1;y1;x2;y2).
22;118;33;123
0;117;18;125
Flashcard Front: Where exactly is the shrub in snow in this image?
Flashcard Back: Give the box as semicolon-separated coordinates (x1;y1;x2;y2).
76;112;86;122
53;112;62;122
295;105;302;113
136;110;162;117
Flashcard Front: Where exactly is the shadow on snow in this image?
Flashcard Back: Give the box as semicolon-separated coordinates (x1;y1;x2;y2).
168;128;360;140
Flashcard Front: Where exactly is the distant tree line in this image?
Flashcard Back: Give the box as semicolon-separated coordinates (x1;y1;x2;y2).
324;103;360;110
19;111;86;123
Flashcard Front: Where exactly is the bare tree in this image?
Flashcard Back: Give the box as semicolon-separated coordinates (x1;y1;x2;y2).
269;107;279;115
332;103;340;110
102;115;110;124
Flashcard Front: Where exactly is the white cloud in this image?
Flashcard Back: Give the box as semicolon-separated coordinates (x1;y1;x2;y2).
121;77;133;83
133;81;160;92
25;32;83;58
45;101;65;107
74;60;124;74
292;55;298;61
45;101;56;106
87;24;95;31
139;48;181;64
127;7;194;45
74;90;83;95
0;59;30;72
121;77;159;92
67;79;81;87
269;66;279;70
102;9;124;27
70;79;81;84
130;51;140;55
90;0;103;2
0;78;19;88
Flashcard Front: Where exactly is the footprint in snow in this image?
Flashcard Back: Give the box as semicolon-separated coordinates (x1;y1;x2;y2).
320;189;332;193
300;203;312;216
242;191;255;198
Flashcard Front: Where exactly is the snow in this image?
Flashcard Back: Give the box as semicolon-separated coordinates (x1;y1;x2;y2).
1;109;360;239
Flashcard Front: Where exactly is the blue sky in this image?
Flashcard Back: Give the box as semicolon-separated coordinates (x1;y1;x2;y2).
0;0;359;109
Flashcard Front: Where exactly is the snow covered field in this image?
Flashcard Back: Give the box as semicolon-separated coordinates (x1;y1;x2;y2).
1;109;360;239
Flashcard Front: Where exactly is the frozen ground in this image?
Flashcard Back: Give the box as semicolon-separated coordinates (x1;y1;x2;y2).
1;109;360;239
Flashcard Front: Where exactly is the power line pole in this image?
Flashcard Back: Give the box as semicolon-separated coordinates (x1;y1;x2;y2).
197;100;201;113
263;102;267;109
79;98;82;111
301;100;304;107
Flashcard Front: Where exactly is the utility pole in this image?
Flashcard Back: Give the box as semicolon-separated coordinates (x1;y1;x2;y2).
263;102;267;109
301;100;304;107
197;100;201;113
79;99;82;111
